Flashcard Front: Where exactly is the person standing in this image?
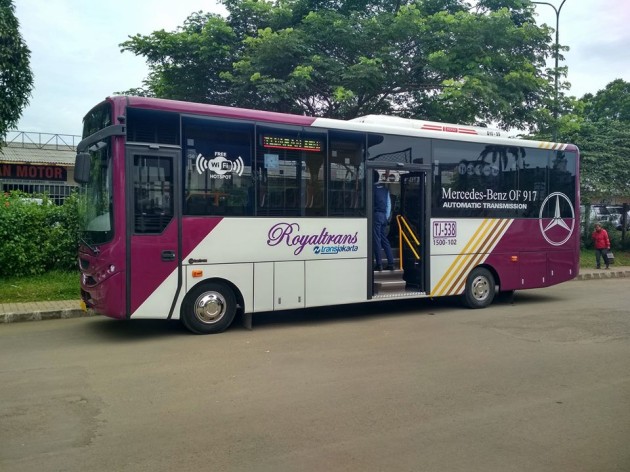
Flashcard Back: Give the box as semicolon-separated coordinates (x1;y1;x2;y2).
373;170;394;271
591;223;611;269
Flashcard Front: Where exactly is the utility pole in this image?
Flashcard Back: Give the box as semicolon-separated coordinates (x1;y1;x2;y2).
533;0;568;142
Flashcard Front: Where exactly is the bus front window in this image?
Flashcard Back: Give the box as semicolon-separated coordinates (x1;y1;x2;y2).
78;139;114;246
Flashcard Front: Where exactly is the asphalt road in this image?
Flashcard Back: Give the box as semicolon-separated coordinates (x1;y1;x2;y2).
1;278;629;472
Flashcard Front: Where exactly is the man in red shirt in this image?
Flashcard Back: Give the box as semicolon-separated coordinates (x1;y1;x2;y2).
591;223;611;269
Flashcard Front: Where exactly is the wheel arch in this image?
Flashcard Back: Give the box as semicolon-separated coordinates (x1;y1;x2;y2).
182;276;245;316
477;262;500;290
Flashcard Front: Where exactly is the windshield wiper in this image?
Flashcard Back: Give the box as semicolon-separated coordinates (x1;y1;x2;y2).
79;235;100;255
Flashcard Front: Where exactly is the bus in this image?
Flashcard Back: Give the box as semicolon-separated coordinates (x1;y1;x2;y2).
75;96;579;334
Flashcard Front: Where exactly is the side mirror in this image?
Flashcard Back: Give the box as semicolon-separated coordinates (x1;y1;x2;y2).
74;152;91;184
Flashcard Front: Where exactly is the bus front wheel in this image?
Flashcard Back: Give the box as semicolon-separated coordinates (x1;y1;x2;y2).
181;282;237;334
463;267;495;309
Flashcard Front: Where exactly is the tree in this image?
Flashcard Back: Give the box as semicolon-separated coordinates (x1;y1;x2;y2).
120;0;558;129
119;12;239;105
545;80;630;201
583;79;630;123
0;0;34;140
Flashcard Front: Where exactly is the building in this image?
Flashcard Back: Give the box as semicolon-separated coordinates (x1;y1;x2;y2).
0;131;80;204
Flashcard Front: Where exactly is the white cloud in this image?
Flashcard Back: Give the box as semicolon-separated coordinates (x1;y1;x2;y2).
533;0;630;97
14;0;225;135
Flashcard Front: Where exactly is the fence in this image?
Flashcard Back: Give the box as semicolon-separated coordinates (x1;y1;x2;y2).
3;131;81;151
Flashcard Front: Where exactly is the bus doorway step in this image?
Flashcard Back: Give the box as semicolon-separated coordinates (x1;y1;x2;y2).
374;268;406;294
372;290;426;299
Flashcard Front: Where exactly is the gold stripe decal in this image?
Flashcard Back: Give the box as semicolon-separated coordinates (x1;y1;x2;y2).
538;142;566;151
432;219;513;297
432;219;494;295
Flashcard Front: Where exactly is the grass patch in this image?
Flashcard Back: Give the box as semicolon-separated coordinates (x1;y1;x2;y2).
580;249;630;268
0;270;80;303
1;252;628;305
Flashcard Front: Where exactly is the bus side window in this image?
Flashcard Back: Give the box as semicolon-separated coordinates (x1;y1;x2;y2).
182;118;254;217
255;127;326;217
328;131;366;217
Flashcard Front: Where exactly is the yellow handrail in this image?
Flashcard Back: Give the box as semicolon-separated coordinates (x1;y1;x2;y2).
395;215;421;269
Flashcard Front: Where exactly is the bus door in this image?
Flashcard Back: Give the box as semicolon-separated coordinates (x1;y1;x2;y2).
369;165;429;295
127;146;182;319
399;172;427;291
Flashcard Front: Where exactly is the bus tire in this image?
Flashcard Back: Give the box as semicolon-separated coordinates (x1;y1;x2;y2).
463;267;495;309
181;282;237;334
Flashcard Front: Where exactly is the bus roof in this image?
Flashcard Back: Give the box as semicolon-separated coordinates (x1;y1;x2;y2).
108;96;576;152
121;96;317;127
350;115;506;138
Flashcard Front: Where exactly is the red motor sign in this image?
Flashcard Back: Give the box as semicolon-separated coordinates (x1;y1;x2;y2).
0;164;67;181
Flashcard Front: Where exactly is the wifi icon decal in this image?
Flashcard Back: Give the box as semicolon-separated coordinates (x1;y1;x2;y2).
195;154;244;177
195;153;211;174
231;156;244;176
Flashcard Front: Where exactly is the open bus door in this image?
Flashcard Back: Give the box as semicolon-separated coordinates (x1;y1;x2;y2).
399;172;427;291
370;166;429;297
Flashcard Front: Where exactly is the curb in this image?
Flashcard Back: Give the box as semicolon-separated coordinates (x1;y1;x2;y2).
575;269;630;280
1;269;628;325
1;308;96;324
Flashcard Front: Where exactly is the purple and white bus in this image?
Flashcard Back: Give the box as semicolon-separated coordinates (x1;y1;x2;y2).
75;96;579;334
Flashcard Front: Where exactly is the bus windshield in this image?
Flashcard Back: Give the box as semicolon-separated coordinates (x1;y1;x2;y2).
77;139;114;246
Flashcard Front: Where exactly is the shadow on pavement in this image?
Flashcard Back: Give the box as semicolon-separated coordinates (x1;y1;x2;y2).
84;316;189;341
80;289;566;339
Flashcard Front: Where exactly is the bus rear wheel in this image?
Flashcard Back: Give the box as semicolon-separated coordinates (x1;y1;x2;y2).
463;267;495;309
181;282;237;334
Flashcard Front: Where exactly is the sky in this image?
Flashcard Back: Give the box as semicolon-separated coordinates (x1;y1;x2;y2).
12;0;630;137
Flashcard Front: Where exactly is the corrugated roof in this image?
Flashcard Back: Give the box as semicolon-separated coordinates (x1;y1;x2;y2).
0;144;75;165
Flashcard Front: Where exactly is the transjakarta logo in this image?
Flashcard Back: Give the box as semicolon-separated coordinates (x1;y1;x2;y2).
267;222;359;255
195;152;244;177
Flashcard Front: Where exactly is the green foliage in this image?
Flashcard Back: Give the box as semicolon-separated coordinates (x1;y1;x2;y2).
579;248;630;268
0;0;34;138
120;0;557;129
572;120;630;199
575;80;630;200
0;192;80;277
536;80;630;202
119;12;238;104
0;270;79;303
583;79;630;123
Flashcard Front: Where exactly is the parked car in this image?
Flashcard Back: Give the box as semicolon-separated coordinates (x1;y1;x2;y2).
611;208;630;231
581;205;610;226
606;205;623;217
580;204;630;231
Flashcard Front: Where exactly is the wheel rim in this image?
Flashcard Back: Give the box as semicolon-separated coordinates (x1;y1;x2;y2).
471;275;490;302
193;292;227;325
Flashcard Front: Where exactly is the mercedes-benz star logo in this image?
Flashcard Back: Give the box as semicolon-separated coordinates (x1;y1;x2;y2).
539;192;575;246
